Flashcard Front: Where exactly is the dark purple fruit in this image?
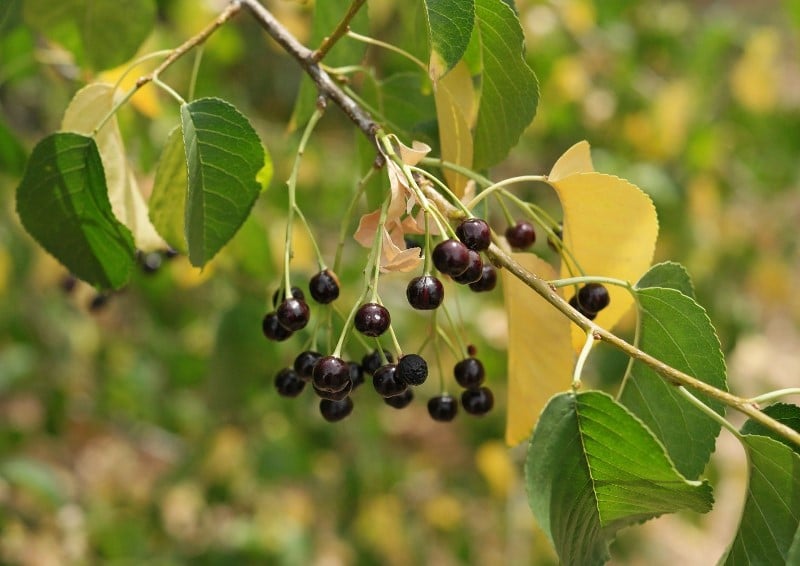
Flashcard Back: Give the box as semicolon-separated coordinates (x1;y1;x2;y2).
272;286;305;308
88;293;110;311
384;389;414;409
432;239;471;276
139;251;163;274
427;394;458;422
274;368;306;397
577;283;610;314
451;249;483;285
293;350;322;381
455;218;491;252
309;270;340;304
505;221;536;249
60;274;78;293
277;297;310;331
348;361;365;389
461;386;494;415
454;357;485;389
406;275;444;310
468;265;497;292
396;354;428;386
569;295;597;320
313;380;352;401
312;355;351;392
372;364;408;398
262;312;294;341
354;302;391;337
320;397;353;422
361;349;394;375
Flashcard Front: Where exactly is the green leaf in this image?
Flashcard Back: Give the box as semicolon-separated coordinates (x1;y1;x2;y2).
636;261;695;298
0;116;27;176
618;288;727;480
472;0;538;169
378;73;437;141
740;403;800;455
526;391;713;566
23;0;155;71
424;0;475;81
181;97;265;267
15;132;135;288
149;127;188;253
722;434;800;565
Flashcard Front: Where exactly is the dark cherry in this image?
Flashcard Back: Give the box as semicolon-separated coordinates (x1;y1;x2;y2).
455;218;491;252
348;361;365;389
396;354;428;386
569;295;597;320
319;397;354;422
164;247;180;259
272;286;305;308
88;293;110;312
432;239;471;276
262;312;294;341
293;350;322;381
372;364;408;398
309;269;340;304
361;349;394;375
312;355;351;392
384;389;414;409
354;302;391;337
313;380;352;401
461;386;494;415
427;394;458;422
60;274;78;293
406;275;444;310
276;297;310;331
454;357;485;389
274;368;306;397
452;250;484;285
577;283;610;314
505;221;536;249
468;265;497;293
139;251;163;274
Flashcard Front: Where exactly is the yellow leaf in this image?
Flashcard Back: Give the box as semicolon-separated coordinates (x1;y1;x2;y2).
547;145;658;350
434;61;474;197
99;66;162;119
730;27;779;113
503;254;573;445
548;140;594;181
62;83;167;252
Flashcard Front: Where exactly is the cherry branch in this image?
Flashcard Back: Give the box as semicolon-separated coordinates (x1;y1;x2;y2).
311;0;368;62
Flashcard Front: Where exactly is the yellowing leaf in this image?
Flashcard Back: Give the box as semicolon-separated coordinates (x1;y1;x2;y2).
434;61;474;197
730;27;780;113
100;65;162;118
547;145;658;350
548;140;594;182
503;254;573;445
61;83;166;251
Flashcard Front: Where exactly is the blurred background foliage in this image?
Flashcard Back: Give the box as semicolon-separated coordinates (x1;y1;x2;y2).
1;0;799;564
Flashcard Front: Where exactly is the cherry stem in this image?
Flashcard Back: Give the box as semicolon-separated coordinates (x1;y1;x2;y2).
748;388;800;405
188;44;205;101
572;330;596;390
440;302;468;357
419;157;493;188
311;0;367;62
333;166;374;275
677;386;742;439
465;175;548;210
345;30;427;71
409;166;473;218
494;193;516;225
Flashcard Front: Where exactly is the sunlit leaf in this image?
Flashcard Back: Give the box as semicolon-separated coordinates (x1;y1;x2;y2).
61;83;166;252
618;287;726;479
526;391;713;566
424;0;475;81
547;142;659;350
181;97;265;267
636;261;695;299
149;127;188;253
472;0;538;169
15;133;135;289
503;254;572;445
434;61;474;196
722;433;800;564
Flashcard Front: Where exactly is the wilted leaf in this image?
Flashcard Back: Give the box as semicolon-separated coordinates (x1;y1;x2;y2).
181;97;265;267
15;133;135;289
424;0;475;81
526;391;713;566
503;254;572;445
618;287;726;479
149;127;188;253
434;61;474;196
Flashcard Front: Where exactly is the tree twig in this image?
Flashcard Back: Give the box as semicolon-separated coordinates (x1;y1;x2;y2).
311;0;367;62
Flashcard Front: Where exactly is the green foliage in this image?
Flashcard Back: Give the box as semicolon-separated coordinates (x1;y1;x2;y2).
149;127;188;253
526;391;713;566
15;132;135;288
423;0;474;80
741;404;800;454
635;261;695;298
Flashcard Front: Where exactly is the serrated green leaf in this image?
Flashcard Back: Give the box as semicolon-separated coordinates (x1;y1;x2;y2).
636;261;695;298
740;403;800;455
15;132;135;288
472;0;538;169
290;0;368;130
149;126;188;253
526;391;713;566
424;0;475;81
618;288;727;479
181;97;265;267
722;434;800;565
23;0;155;71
